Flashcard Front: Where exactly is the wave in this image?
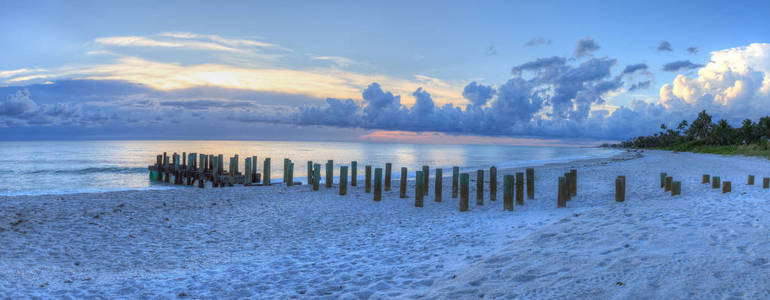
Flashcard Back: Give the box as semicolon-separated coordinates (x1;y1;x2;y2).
24;167;148;175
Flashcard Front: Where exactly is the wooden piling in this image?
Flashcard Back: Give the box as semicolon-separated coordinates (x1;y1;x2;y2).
558;177;567;207
287;162;294;187
283;158;289;183
251;156;257;183
615;176;625;202
365;165;372;193
374;168;383;201
400;167;408;198
503;175;514;211
665;176;673;192
702;174;710;184
748;175;755;185
422;165;430;196
672;181;681;196
452;166;459;198
490;166;497;201
415;171;424;207
339;166;348;195
660;172;667;188
245;157;252;185
307;161;313;185
326;160;334;188
476;170;484;205
526;168;534;199
384;163;392;191
263;158;271;185
723;181;731;193
764;177;769;189
564;172;571;201
515;172;524;206
459;173;469;211
569;169;577;197
351;161;358;186
312;163;321;190
434;168;442;202
712;176;720;189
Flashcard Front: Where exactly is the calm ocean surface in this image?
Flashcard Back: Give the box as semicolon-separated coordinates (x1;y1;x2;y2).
0;140;619;196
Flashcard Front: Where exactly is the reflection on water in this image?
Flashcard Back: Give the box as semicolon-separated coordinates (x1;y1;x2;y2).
0;140;617;195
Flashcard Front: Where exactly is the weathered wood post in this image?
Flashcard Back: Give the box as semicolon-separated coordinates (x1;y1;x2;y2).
490;166;497;201
459;173;469;211
503;175;514;211
569;169;577;197
515;172;524;206
526;168;534;199
384;163;392;191
660;172;667;188
283;158;289;183
748;175;755;185
245;157;252;186
434;168;442;202
415;171;424;207
723;181;731;193
312;163;321;190
307;161;313;185
665;176;673;192
615;176;625;202
287;162;294;187
712;176;721;189
452;166;459;198
251;156;257;183
400;167;408;198
672;181;681;196
558;177;567;207
351;161;358;186
764;177;770;189
365;165;372;193
339;166;348;195
325;160;334;188
263;158;271;185
422;165;430;195
564;172;572;201
702;174;710;184
374;168;383;201
476;170;484;205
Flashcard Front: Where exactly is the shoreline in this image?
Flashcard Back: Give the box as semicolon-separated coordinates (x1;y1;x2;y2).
3;149;769;298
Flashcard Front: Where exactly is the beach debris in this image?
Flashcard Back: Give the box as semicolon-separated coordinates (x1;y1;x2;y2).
459;173;470;211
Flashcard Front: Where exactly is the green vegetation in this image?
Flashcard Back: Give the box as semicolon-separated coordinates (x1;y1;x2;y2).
612;110;770;159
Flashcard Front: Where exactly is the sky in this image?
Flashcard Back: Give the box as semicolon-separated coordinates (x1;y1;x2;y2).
1;0;769;144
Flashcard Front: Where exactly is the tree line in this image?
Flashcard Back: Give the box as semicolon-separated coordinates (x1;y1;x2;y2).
610;110;770;149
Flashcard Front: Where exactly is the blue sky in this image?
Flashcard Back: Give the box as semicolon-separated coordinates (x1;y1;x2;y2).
1;0;769;143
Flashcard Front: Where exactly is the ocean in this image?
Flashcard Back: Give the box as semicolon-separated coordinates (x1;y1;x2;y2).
0;140;619;196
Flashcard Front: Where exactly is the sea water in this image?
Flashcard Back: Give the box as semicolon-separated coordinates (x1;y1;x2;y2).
0;140;619;196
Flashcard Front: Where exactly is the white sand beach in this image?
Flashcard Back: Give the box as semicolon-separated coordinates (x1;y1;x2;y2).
1;150;769;299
